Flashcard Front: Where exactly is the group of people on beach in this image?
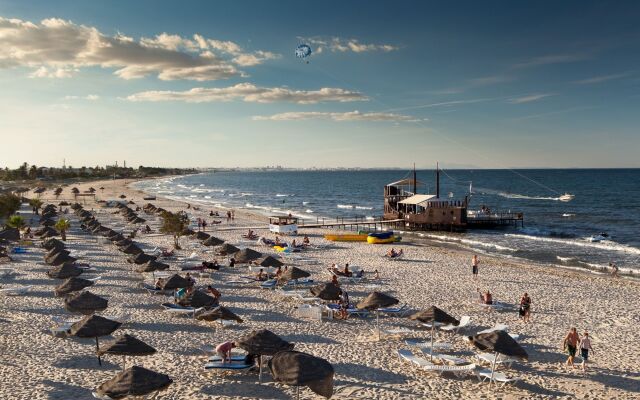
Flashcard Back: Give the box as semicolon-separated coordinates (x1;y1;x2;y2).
563;328;594;371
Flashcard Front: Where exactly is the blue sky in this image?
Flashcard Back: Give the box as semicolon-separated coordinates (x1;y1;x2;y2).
0;0;639;169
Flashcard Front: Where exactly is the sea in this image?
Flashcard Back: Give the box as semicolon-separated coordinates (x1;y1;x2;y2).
133;169;640;275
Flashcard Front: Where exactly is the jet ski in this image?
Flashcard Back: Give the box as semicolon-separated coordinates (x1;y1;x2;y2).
589;232;609;242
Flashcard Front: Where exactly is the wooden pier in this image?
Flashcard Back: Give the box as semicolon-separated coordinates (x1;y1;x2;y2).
298;216;404;231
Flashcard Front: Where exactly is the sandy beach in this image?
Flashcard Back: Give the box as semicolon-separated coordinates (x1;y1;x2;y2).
1;176;638;400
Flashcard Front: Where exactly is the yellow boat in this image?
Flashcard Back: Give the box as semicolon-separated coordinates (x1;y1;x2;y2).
324;234;369;242
367;235;402;244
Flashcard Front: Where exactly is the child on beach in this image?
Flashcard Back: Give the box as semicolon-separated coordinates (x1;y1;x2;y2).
215;341;235;364
519;292;532;323
472;255;479;280
579;332;594;371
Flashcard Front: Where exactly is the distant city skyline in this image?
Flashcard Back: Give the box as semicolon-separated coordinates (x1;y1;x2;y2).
0;1;639;168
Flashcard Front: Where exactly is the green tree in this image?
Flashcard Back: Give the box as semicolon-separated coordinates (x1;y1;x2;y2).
0;194;21;218
159;211;187;249
6;215;25;229
28;198;43;215
28;165;38;179
55;219;71;241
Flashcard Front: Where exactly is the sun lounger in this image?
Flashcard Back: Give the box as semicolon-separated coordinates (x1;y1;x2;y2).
476;352;518;368
208;355;246;362
260;279;277;289
11;247;27;254
440;315;471;333
325;303;369;318
0;267;15;278
0;285;33;296
477;368;521;386
295;304;323;321
161;303;202;317
204;361;253;370
420;350;468;365
398;350;477;377
141;283;169;295
378;303;409;317
404;339;453;352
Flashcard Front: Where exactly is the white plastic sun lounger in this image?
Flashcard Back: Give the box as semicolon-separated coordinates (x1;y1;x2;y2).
420;350;468;365
378;303;409;317
162;303;203;317
475;324;520;340
398;350;477;377
0;285;33;296
404;339;453;352
0;267;15;278
477;368;521;386
476;352;518;368
204;361;253;370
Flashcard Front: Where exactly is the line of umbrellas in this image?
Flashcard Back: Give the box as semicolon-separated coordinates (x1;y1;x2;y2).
114;203;146;225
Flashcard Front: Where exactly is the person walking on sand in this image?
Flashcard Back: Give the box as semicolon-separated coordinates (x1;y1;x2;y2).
579;331;594;372
563;327;580;368
519;292;532;323
472;255;479;280
610;262;619;278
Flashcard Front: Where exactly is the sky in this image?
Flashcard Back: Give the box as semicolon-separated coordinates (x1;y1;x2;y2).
0;0;639;169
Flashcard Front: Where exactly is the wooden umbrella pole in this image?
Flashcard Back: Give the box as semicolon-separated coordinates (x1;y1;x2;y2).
258;355;263;384
490;352;498;385
95;337;102;366
430;324;435;361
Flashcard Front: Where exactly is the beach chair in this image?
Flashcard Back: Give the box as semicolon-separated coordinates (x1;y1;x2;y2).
0;285;33;296
208;354;246;363
260;279;277;290
440;315;471;333
140;283;169;295
295;304;323;321
204;361;253;371
420;350;468;365
0;267;15;278
397;350;477;377
325;303;369;319
11;247;27;254
477;368;521;386
161;303;202;317
476;352;518;368
404;339;453;352
378;303;409;317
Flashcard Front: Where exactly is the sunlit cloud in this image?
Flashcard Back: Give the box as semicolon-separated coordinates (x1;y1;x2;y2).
252;110;420;122
298;36;399;54
572;72;633;85
508;93;555;104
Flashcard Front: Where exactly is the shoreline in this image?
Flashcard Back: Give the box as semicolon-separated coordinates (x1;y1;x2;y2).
129;176;639;283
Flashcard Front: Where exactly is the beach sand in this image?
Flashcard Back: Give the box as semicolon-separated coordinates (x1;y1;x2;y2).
1;177;639;399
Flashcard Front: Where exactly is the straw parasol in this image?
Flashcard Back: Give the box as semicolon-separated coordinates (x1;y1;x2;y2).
40;218;56;227
47;263;83;279
259;255;284;268
159;274;193;291
202;236;224;247
178;290;217;308
45;248;70;259
357;291;399;340
196;306;243;323
235;248;262;263
98;334;156;369
468;330;528;384
279;266;311;283
269;351;334;399
96;366;172;399
118;243;143;255
119;194;126;199
236;329;295;383
54;277;95;296
64;291;108;315
45;252;77;266
410;306;459;361
69;314;122;365
310;283;341;301
127;253;157;265
217;243;240;255
136;260;169;273
43;238;65;250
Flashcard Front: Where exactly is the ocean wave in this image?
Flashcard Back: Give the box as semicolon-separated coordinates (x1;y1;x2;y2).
421;233;518;252
276;194;293;197
355;205;373;210
337;204;354;209
305;209;314;213
562;213;576;217
505;233;640;255
556;256;576;263
302;201;310;205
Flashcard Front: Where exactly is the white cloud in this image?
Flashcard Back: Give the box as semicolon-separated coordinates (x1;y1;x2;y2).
508;93;555;104
300;37;399;54
63;94;99;101
0;16;278;81
572;72;632;85
126;83;368;104
512;53;590;69
252;110;419;122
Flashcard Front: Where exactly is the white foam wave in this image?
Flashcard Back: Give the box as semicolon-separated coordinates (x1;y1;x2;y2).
556;256;576;263
505;234;640;255
562;213;576;217
302;201;310;205
421;233;518;252
305;209;314;213
337;204;354;209
355;206;373;210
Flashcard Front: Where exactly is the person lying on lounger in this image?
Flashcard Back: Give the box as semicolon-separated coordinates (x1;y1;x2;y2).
206;285;221;300
303;235;310;246
161;248;175;258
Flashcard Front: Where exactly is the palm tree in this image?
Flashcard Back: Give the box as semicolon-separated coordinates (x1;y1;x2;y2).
0;194;21;218
29;198;43;215
55;219;71;241
159;211;187;249
6;215;25;229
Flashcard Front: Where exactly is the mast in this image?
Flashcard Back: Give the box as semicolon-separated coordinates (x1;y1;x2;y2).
412;163;417;195
436;162;440;198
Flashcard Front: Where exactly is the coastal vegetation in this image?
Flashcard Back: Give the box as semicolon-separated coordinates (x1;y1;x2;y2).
159;211;188;249
54;219;70;241
0;194;21;219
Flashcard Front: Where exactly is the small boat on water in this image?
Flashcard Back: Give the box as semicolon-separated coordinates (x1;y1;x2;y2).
589;233;609;242
558;193;575;202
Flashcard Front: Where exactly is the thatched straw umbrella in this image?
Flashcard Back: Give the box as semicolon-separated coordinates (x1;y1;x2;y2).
64;291;108;315
47;263;83;279
118;243;143;255
54;277;95;296
69;314;122;365
119;194;126;199
98;334;156;369
36;226;58;238
468;330;528;384
357;292;399;340
40;218;56;227
96;366;172;399
202;236;224;247
310;283;341;301
236;329;294;383
43;238;65;251
130;217;146;224
178;290;217;308
45;252;77;266
409;306;459;360
196;306;243;323
46;248;70;259
127;253;156;265
136;260;169;273
159;274;193;291
217;243;240;255
279;267;310;286
235;248;262;263
269;351;334;399
259;255;284;269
